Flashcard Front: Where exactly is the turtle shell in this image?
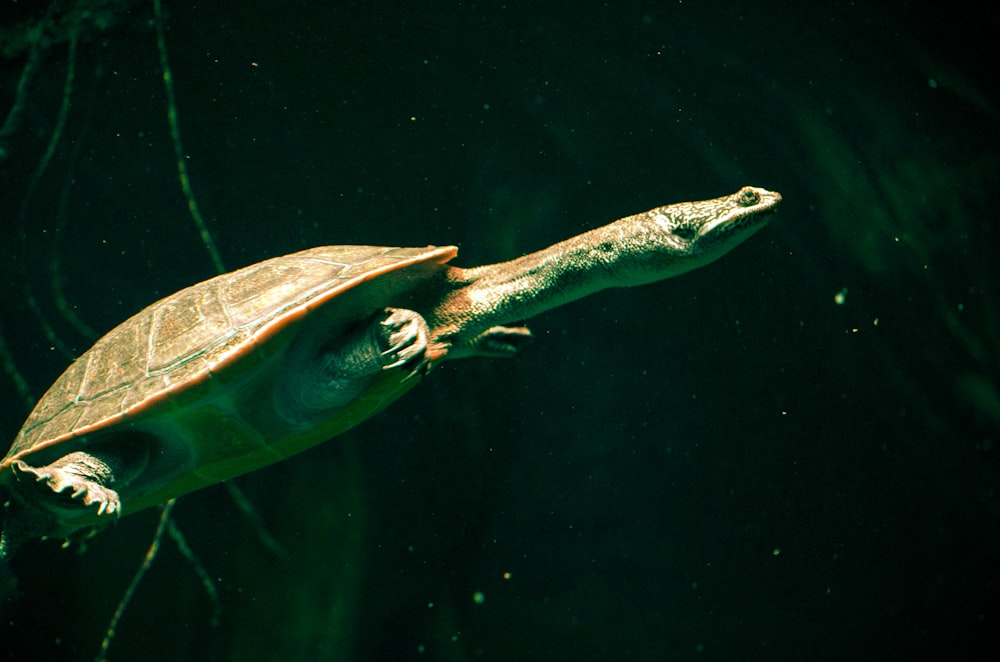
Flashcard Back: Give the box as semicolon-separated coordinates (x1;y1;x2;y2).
0;244;457;522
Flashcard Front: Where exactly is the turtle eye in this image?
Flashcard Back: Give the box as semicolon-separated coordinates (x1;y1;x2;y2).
738;188;760;207
672;226;696;241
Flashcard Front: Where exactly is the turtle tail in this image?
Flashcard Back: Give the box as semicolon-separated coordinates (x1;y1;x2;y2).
0;497;46;560
0;503;26;560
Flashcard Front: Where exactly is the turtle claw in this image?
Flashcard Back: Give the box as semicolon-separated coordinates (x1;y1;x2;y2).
378;308;431;376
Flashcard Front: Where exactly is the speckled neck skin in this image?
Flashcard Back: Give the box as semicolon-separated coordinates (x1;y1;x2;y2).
430;186;781;351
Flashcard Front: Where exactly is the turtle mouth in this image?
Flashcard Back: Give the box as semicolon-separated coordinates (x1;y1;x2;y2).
699;192;781;240
699;210;769;243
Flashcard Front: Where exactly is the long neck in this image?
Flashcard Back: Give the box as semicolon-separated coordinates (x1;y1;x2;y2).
429;215;681;344
463;224;637;313
427;185;780;349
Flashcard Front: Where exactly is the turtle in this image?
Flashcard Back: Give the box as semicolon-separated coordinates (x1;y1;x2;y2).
0;186;781;557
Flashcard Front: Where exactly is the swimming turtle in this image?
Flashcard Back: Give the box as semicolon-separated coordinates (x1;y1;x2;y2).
0;186;781;556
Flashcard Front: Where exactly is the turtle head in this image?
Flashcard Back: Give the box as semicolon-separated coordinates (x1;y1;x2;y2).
613;185;781;285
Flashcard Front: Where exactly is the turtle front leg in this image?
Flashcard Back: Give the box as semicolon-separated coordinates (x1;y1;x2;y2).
277;307;433;423
453;325;533;360
11;452;123;518
379;307;432;375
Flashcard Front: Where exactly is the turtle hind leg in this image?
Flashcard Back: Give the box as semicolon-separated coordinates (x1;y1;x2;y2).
2;444;149;556
10;440;150;520
11;451;123;519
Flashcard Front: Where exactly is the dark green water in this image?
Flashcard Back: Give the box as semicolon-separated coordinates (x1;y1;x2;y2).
1;1;997;660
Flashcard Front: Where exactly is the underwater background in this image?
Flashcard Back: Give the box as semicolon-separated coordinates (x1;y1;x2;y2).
1;1;997;660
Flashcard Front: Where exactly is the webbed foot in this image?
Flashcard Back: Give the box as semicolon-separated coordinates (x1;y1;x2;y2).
11;452;121;519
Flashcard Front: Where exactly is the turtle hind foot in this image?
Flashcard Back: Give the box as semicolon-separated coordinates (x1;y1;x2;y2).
11;452;122;519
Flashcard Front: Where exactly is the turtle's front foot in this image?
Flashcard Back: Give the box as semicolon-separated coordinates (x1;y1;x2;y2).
378;308;431;377
11;453;122;519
